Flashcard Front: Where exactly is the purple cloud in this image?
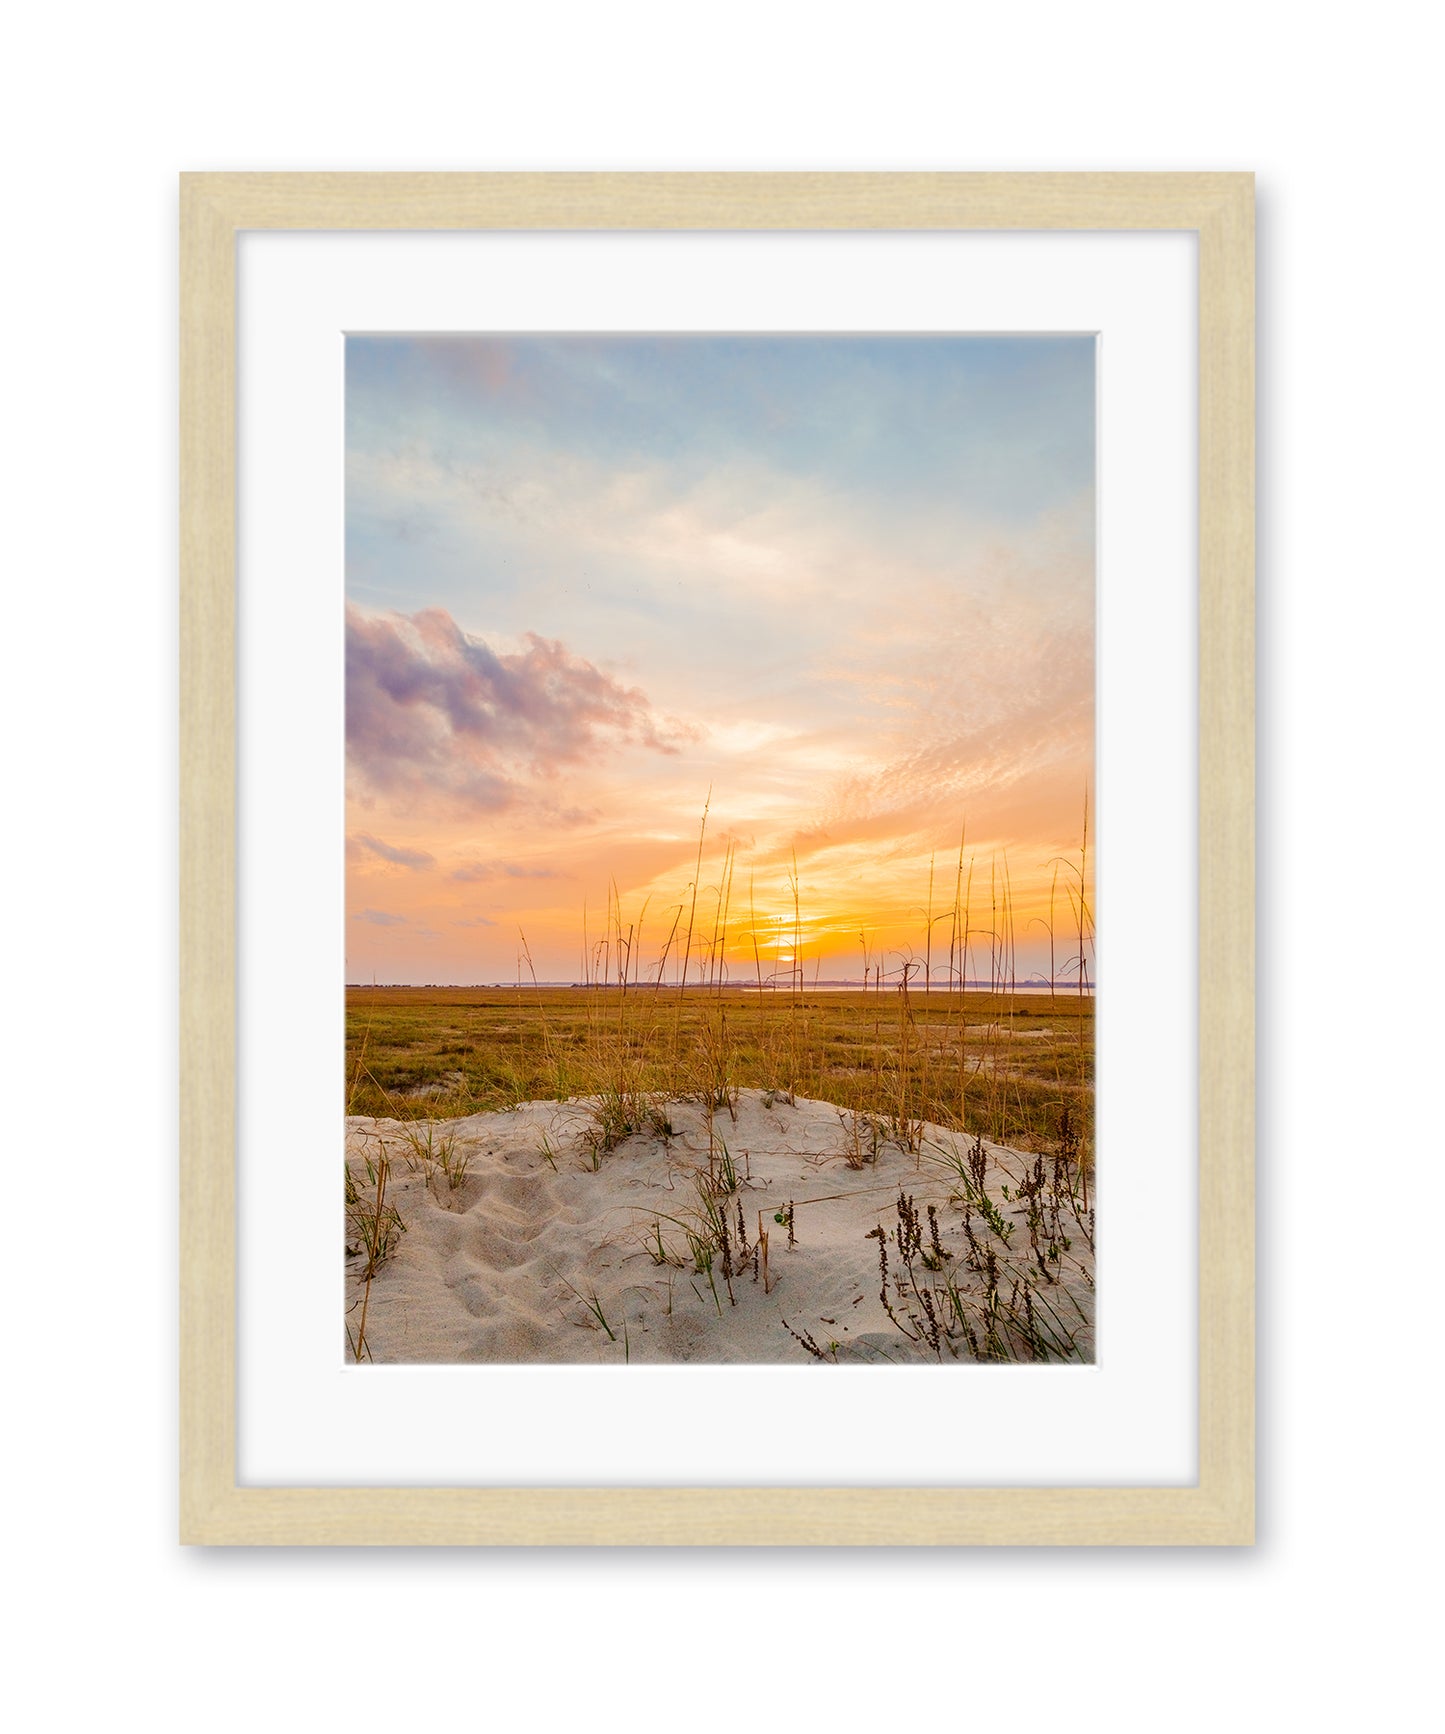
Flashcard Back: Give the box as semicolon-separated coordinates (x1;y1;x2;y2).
346;605;688;813
347;832;437;870
450;860;562;883
353;908;407;927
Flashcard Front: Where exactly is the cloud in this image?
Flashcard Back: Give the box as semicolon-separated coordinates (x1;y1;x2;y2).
352;908;407;927
451;915;498;928
346;831;437;870
450;859;562;883
346;604;691;814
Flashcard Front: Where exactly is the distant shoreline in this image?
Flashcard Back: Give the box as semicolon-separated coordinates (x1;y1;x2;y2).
346;979;1095;994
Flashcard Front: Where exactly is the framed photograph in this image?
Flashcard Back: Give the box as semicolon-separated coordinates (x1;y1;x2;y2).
181;173;1253;1544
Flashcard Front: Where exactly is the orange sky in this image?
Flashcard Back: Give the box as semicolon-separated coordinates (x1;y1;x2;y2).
346;336;1094;985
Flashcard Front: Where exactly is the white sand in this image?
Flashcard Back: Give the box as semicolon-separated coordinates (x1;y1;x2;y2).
345;1089;1094;1364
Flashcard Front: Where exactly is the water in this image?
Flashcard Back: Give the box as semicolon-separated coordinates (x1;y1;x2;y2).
476;979;1093;994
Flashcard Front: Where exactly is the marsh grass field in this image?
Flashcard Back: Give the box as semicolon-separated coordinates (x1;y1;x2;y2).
347;982;1093;1157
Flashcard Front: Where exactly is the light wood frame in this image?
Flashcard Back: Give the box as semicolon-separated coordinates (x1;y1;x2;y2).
181;172;1254;1545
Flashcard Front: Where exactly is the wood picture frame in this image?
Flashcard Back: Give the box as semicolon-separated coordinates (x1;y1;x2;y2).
180;172;1253;1545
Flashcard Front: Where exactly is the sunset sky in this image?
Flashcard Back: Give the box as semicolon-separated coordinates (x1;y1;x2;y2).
345;334;1094;985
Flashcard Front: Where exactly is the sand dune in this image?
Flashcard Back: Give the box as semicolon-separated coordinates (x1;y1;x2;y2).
345;1089;1094;1364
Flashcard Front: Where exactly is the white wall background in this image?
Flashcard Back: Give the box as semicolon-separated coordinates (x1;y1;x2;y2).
4;5;1437;1729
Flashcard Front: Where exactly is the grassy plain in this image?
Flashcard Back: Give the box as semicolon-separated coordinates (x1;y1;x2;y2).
346;983;1093;1158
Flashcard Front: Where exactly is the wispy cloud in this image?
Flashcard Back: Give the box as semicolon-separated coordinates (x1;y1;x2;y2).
352;908;407;927
346;831;437;870
450;860;563;883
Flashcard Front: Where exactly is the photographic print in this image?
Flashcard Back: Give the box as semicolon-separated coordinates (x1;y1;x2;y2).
344;333;1096;1365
